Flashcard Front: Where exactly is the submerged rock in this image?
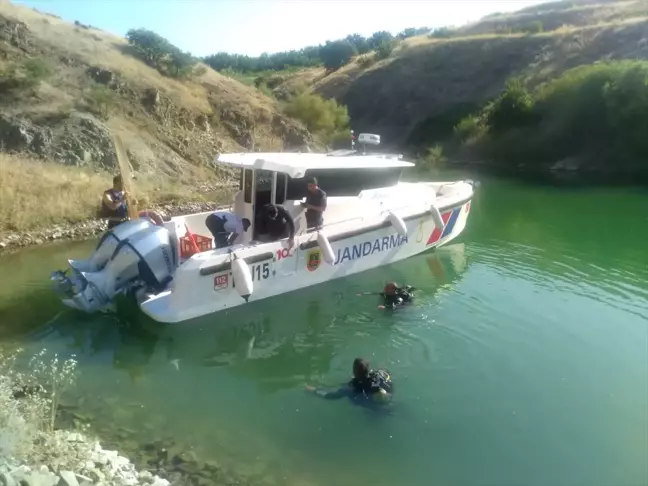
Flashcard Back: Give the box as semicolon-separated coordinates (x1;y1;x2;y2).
0;472;18;486
58;471;79;486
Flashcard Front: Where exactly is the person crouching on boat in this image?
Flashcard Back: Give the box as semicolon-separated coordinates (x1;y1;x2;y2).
358;282;416;309
101;175;129;229
261;203;296;246
205;211;251;249
305;358;393;409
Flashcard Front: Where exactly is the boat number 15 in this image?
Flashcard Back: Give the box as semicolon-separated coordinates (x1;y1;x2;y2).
251;263;270;281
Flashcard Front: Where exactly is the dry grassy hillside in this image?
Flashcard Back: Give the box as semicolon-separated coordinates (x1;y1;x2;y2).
276;0;648;149
0;1;310;184
0;0;315;234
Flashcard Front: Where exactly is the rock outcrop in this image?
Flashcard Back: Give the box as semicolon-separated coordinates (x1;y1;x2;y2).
0;113;116;168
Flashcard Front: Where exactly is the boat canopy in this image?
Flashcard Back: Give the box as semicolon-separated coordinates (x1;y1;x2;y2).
215;152;415;179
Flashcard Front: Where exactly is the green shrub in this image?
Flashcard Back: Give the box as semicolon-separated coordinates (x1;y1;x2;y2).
85;84;117;120
457;61;648;172
407;102;481;147
483;77;535;133
454;115;485;142
418;145;446;171
0;57;52;92
284;92;349;140
375;40;396;60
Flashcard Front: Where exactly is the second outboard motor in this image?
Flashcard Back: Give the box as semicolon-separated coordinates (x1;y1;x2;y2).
69;219;154;273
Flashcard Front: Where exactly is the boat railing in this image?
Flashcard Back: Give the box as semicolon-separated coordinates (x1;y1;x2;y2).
292;214;364;239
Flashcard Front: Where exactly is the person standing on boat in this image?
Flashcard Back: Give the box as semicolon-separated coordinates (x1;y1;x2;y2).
205;211;251;249
301;176;327;230
261;204;296;245
305;358;393;409
101;175;129;229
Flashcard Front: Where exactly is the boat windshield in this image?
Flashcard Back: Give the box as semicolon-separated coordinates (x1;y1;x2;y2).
286;167;403;199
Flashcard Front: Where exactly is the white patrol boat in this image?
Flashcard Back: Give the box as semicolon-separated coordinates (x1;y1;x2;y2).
51;134;475;323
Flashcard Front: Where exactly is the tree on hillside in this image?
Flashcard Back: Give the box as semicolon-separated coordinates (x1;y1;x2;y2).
346;34;370;54
368;31;394;50
398;27;429;39
126;29;170;67
126;28;201;78
320;39;357;71
201;25;427;74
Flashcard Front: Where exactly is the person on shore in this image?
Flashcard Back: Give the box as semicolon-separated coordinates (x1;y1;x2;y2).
301;177;327;231
101;175;129;229
205;211;251;249
305;358;393;408
260;203;296;245
358;282;416;309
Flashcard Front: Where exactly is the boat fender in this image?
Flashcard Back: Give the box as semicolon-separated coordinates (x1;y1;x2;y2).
317;232;336;265
231;255;253;302
429;205;445;231
386;211;408;237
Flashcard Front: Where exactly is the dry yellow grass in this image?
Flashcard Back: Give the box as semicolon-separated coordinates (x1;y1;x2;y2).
0;153;108;232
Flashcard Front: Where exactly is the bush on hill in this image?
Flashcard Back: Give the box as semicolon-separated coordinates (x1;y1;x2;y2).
454;61;648;172
283;92;350;142
0;57;52;93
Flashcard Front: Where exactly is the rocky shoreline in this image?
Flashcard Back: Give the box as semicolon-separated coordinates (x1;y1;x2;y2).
0;430;171;486
0;202;226;254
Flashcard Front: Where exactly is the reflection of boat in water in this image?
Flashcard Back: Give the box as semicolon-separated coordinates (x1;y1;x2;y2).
45;244;470;392
51;136;474;323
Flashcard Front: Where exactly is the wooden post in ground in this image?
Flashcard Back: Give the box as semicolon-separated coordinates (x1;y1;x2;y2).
113;134;139;220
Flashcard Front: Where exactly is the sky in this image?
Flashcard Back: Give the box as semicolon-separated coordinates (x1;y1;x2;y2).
13;0;548;57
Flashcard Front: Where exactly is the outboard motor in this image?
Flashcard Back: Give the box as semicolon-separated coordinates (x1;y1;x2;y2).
68;219;154;273
51;225;176;313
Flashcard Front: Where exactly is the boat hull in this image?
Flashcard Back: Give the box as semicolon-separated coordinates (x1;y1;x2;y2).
139;198;472;323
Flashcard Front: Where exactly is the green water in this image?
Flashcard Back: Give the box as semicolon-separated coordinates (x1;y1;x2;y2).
1;177;647;486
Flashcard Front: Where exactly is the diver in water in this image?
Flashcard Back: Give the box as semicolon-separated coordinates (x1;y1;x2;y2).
305;358;393;408
358;282;416;309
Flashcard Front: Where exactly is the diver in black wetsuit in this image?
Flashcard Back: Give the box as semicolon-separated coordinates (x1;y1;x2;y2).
358;282;416;309
306;358;393;408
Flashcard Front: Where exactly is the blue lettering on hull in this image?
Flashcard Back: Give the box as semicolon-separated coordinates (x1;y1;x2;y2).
334;234;408;265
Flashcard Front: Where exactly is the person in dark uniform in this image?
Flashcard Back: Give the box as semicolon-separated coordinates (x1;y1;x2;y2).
301;176;327;230
306;358;393;409
261;204;296;245
358;282;416;309
101;175;129;229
